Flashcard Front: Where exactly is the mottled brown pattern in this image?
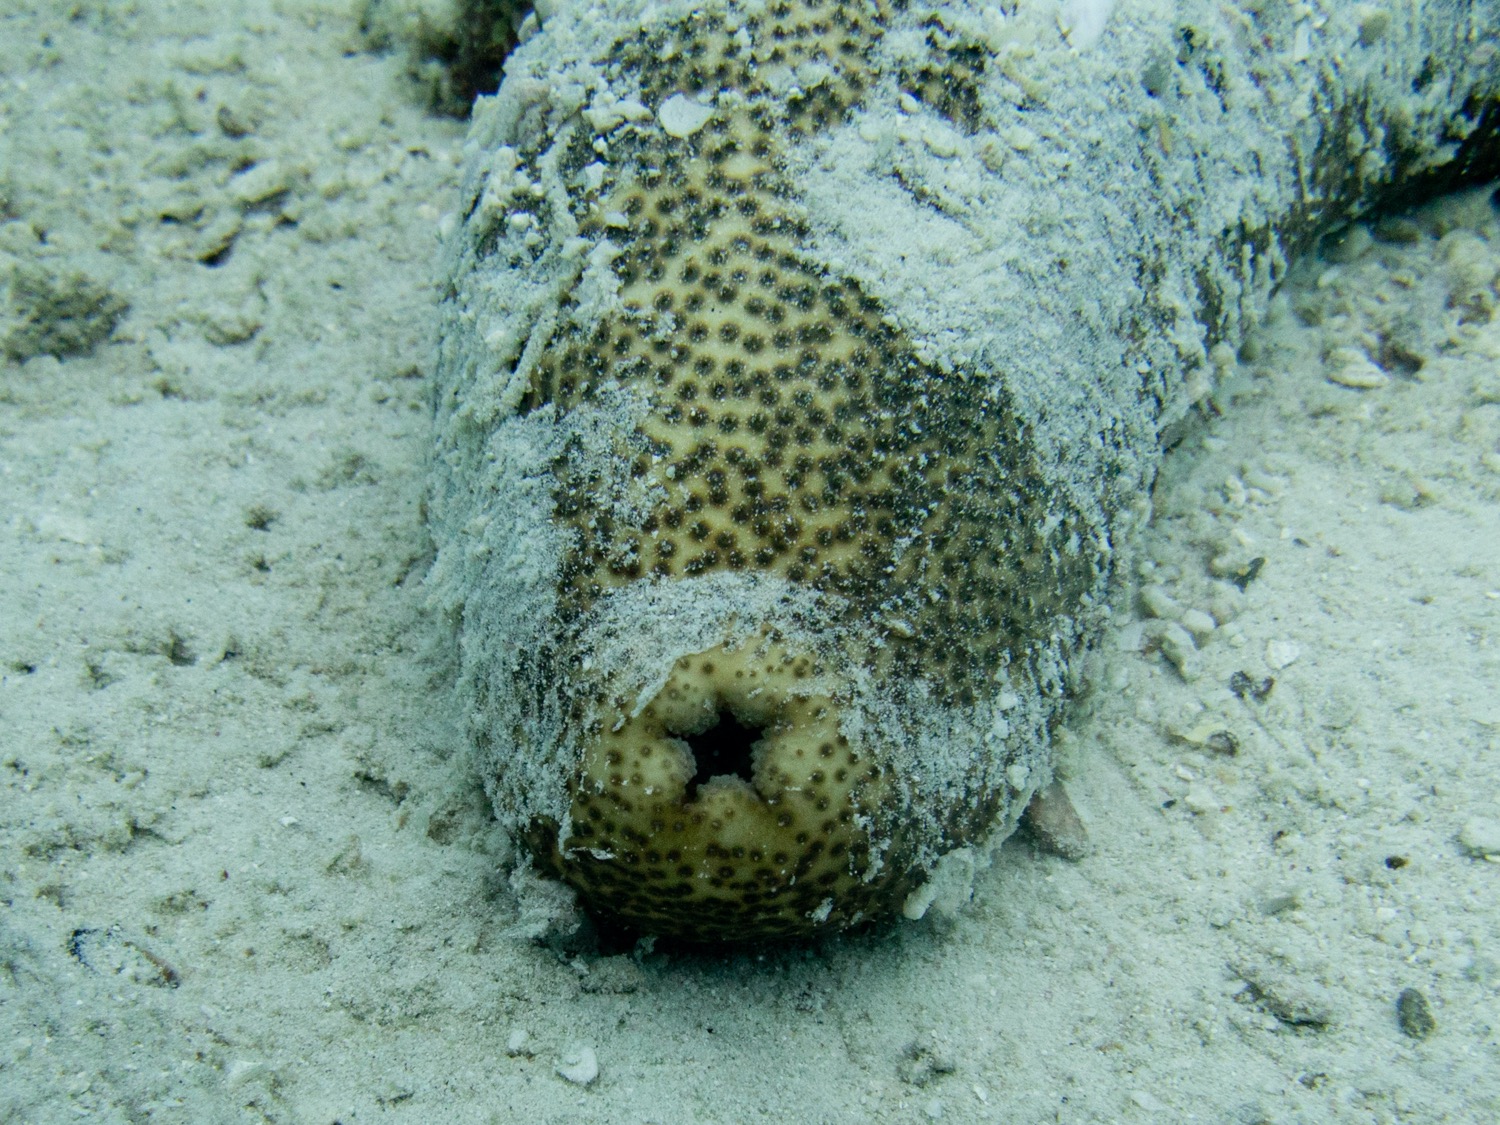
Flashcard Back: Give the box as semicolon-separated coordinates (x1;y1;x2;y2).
505;0;1099;940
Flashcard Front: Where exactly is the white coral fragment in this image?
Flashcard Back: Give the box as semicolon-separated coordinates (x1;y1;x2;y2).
556;1043;599;1086
1058;0;1116;51
658;93;714;138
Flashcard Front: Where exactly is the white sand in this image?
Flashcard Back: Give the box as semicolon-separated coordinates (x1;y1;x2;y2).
2;2;1496;1122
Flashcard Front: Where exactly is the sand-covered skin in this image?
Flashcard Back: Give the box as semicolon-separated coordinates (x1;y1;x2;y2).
1;2;1497;1122
430;0;1496;943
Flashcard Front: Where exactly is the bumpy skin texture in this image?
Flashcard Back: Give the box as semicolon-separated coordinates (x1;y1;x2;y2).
509;1;1095;940
434;0;1499;942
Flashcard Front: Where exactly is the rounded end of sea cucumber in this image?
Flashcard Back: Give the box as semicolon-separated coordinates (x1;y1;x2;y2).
524;640;919;943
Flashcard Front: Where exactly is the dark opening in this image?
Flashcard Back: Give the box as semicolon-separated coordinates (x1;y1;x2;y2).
682;711;761;800
362;1;531;119
443;0;530;117
1366;98;1500;225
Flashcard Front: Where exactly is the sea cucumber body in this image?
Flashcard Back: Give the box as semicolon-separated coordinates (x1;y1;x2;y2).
432;0;1498;940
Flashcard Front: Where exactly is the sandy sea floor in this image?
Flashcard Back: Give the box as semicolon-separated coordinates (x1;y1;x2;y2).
2;2;1498;1122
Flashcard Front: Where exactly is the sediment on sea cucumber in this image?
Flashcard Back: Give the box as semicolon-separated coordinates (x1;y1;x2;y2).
430;0;1499;942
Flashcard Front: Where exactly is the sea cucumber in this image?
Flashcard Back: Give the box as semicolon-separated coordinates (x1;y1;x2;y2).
430;0;1498;941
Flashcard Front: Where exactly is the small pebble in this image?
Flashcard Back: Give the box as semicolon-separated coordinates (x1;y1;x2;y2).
228;158;290;206
1140;584;1181;620
1265;639;1301;669
1396;987;1436;1040
1179;608;1217;640
1159;623;1201;679
556;1043;599;1086
922;121;961;158
1327;358;1390;389
1457;817;1500;859
1024;781;1092;861
658;94;713;138
1174;718;1236;753
1182;785;1218;815
1005;124;1037;151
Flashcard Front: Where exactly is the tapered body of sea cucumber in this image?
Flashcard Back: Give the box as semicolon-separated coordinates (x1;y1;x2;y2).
431;0;1498;941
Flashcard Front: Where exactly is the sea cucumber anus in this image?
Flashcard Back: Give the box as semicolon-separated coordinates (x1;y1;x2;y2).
430;0;1499;942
